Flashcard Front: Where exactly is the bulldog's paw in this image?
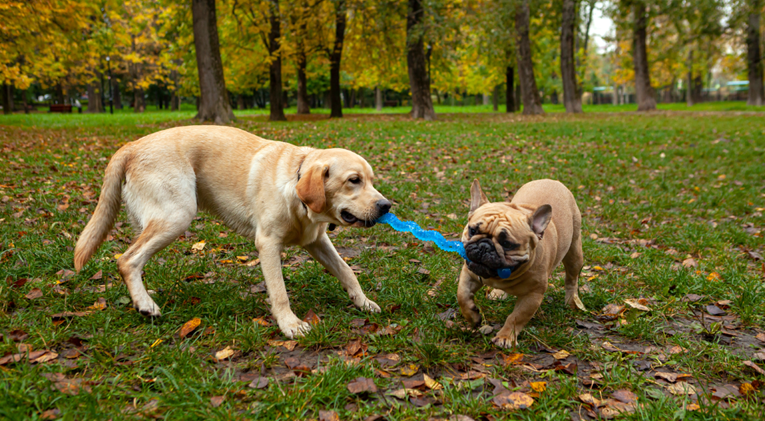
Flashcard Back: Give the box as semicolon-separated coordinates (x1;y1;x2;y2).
491;334;518;349
278;315;312;339
487;288;508;301
356;297;381;313
134;296;161;318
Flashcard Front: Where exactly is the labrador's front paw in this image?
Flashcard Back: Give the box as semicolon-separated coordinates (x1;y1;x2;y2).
133;295;162;318
278;315;312;339
491;334;518;349
356;297;381;313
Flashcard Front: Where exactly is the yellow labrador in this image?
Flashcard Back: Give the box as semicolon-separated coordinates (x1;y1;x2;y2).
74;126;390;338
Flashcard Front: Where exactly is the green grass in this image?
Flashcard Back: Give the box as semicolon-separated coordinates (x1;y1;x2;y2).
1;110;764;419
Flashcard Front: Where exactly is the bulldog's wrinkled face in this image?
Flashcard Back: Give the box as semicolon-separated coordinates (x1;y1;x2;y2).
461;180;551;279
296;149;391;227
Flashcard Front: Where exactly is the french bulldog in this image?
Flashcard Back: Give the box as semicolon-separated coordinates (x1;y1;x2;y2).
457;179;586;348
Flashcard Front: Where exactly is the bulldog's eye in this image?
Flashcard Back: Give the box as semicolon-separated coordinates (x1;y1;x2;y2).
468;226;478;237
500;239;519;250
349;176;362;184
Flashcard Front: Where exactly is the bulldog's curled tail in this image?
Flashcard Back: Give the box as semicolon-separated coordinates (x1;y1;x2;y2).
74;147;130;271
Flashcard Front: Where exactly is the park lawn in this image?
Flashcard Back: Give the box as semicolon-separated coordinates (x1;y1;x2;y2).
1;110;764;419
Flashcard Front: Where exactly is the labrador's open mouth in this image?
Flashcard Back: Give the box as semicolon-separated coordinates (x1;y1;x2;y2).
341;210;376;227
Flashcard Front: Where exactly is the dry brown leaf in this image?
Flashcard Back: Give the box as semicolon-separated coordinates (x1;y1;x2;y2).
551;350;570;360
248;377;269;389
493;392;534;410
210;396;224;408
666;382;696;395
267;340;298;351
32;351;59;363
179;318;202;338
304;309;321;325
388;388;422;399
347;377;377;394
756;332;765;343
744;360;765;375
668;345;688;355
579;393;602;407
612;389;637;404
25;288;43;300
624;299;651;311
318;410;340;421
214;346;234;361
601;304;625;316
423;373;443;390
682;257;697;268
654;372;678;383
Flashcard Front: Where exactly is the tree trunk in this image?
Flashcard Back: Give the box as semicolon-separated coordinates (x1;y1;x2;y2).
297;51;310;114
631;1;656;111
134;88;145;113
560;0;582;113
329;0;347;118
407;0;436;120
266;0;287;121
113;79;123;109
22;89;28;114
515;0;544;115
506;65;516;112
375;86;383;111
686;48;694;107
1;83;12;114
747;7;764;106
492;85;499;111
192;0;235;124
87;75;103;113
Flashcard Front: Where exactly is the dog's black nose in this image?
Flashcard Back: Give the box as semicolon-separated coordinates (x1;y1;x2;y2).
376;199;392;215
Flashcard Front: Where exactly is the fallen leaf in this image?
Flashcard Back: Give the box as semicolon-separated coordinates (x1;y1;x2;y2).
87;297;107;311
245;258;260;267
706;304;726;316
682;257;697;268
304;309;321;325
744;360;765;375
252;317;270;327
191;241;206;251
601;304;625;316
624;299;651;311
740;383;756;395
40;409;60;420
630;252;641;259
347;377;377;394
319;410;340;421
51;311;91;321
400;364;419;376
668;345;688;355
25;288;43;300
388;388;422;399
32;351;59;363
215;346;234;361
248;377;269;389
90;270;102;280
682;294;704;302
210;396;224;407
707;272;721;282
423;373;443;390
551;350;570;360
612;389;637;404
579;393;602;407
666;382;696;395
757;333;765;343
493;391;534;410
530;381;546;393
654;372;678;383
179;318;202;338
502;353;524;365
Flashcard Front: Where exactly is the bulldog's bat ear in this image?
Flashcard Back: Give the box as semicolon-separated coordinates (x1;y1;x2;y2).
529;204;552;240
297;164;329;213
469;179;489;215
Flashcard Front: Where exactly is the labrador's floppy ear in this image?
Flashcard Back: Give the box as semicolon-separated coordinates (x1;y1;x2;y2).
469;179;489;216
529;204;552;240
296;165;329;213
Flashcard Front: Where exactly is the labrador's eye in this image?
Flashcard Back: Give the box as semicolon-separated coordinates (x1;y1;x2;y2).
349;177;361;184
468;226;478;237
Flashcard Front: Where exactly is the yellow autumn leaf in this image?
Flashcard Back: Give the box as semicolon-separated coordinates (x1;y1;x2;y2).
400;364;419;376
530;381;547;393
423;373;443;390
191;241;206;251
